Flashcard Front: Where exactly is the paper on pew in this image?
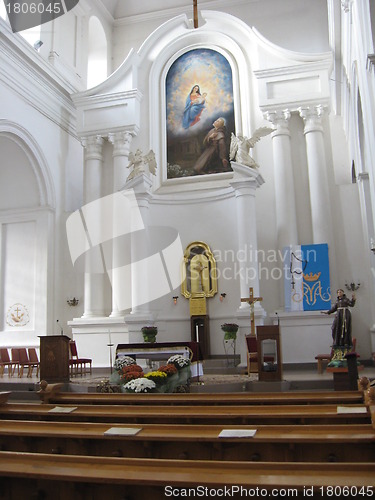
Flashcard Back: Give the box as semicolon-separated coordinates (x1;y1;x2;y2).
218;429;257;438
104;427;142;436
336;406;368;414
48;406;78;413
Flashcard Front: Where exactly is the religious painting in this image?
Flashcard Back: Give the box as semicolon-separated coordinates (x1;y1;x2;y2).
283;244;331;311
166;49;235;179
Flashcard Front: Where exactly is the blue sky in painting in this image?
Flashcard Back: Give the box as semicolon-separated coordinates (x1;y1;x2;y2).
166;49;234;138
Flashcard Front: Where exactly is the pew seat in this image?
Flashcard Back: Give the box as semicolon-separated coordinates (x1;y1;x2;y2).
38;386;365;406
0;451;373;500
0;401;371;425
0;419;374;462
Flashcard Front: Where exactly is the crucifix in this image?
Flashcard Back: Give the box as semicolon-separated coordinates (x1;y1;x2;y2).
241;287;263;337
193;0;198;28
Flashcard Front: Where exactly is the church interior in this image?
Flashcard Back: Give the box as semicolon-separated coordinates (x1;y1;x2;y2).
1;0;375;496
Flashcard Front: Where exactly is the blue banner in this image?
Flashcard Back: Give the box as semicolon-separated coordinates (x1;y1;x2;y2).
284;244;331;311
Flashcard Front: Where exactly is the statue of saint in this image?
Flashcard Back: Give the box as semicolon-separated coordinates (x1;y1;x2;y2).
324;288;356;347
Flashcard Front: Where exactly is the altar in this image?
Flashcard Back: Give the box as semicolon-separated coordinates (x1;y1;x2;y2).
116;342;202;364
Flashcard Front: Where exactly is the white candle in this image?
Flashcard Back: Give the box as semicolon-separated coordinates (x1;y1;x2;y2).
195;324;199;343
108;330;112;345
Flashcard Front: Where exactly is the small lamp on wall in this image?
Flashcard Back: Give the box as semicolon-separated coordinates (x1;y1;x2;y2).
67;297;79;306
220;293;227;302
173;296;179;305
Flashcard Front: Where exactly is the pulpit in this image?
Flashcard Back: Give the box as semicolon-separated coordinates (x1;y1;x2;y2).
39;335;70;382
256;325;282;382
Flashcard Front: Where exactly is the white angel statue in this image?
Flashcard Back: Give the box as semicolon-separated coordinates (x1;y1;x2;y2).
127;149;157;180
229;127;274;168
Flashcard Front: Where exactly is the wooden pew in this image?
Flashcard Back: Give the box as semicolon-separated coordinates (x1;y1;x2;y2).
0;451;373;500
38;384;365;405
0;419;374;462
0;401;371;425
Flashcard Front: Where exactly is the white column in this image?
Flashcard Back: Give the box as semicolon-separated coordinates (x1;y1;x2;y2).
230;166;266;367
108;131;133;318
81;135;106;318
265;110;298;247
299;106;334;246
126;174;153;317
230;169;264;306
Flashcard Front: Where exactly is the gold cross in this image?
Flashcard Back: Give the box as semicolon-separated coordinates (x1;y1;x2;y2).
193;0;198;28
241;287;263;336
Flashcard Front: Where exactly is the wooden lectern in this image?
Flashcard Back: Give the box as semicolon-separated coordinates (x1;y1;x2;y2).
39;335;70;382
256;325;282;382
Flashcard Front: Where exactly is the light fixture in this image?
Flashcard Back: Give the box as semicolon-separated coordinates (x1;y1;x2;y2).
33;40;43;51
173;296;179;305
220;293;227;302
345;282;360;292
67;297;79;306
371;238;375;254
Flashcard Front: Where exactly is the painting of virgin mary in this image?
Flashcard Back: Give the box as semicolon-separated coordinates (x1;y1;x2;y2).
166;49;235;179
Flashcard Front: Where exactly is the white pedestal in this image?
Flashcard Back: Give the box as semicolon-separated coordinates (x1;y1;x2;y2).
270;310;333;364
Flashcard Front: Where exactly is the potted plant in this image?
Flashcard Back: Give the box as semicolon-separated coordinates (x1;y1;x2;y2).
221;323;239;340
141;326;158;343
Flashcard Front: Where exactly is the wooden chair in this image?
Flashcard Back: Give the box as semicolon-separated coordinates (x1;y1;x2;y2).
245;335;274;375
27;348;40;377
10;348;20;377
69;341;92;377
315;337;357;374
18;348;37;378
0;348;17;377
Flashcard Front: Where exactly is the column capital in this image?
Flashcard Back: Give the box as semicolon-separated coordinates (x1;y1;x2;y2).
81;135;104;160
264;110;291;136
298;105;326;134
108;131;133;157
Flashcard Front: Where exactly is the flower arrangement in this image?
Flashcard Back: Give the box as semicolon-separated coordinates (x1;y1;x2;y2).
221;323;239;340
158;363;178;376
144;370;168;385
123;377;156;393
113;356;136;371
221;323;239;333
167;354;191;369
141;326;158;343
119;364;144;383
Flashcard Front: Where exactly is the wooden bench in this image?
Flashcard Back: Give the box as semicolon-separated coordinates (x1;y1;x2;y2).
38;383;365;406
0;401;371;425
0;451;373;500
0;419;374;463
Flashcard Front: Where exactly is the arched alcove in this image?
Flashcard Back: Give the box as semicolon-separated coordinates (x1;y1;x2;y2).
0;135;40;210
87;16;108;88
0;123;55;342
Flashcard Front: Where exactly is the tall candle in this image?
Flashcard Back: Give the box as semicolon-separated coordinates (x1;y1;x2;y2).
195;324;199;343
108;330;112;345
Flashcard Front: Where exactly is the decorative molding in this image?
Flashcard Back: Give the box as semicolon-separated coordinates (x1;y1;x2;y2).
0;19;77;137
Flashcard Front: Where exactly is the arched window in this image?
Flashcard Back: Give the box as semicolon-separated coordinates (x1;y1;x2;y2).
87;16;108;88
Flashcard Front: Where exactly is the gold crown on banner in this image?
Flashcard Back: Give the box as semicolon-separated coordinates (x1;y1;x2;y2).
303;272;321;282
